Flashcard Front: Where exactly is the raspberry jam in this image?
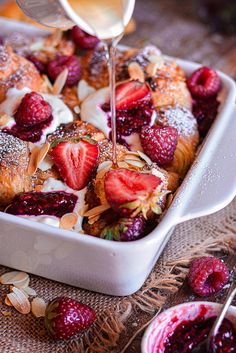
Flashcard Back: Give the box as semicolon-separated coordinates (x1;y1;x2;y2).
163;316;236;353
3;116;53;143
6;191;78;218
102;101;154;145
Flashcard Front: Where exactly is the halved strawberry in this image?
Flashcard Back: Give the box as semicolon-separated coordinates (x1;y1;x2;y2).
51;140;99;190
115;80;151;110
104;169;167;218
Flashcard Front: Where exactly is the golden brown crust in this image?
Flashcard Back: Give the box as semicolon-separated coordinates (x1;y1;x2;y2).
0;132;32;207
0;45;45;102
47;120;105;144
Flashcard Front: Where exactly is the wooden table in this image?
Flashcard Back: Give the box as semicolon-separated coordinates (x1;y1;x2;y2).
123;0;236;79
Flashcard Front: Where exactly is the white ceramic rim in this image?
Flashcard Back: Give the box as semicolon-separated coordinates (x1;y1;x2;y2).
141;301;236;353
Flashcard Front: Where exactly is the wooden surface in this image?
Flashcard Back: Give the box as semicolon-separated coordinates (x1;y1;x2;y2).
123;0;236;79
121;1;236;351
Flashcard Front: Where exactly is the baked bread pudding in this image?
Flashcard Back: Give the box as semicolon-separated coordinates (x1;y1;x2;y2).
0;26;222;241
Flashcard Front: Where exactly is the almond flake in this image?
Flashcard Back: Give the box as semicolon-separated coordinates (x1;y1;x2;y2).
14;277;30;289
52;68;68;95
124;155;143;162
23;287;37;297
28;147;40;176
0;114;10;126
126;160;145;168
77;79;96;101
137;151;153;166
31;297;46;318
7;288;30;314
60;213;78;230
5;296;13;306
128;62;145;82
0;271;29;286
43;75;53;92
28;143;50;176
146;57;165;77
84;204;110;218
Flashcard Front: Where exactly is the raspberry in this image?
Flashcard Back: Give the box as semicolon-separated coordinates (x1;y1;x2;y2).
14;92;52;127
0;36;4;45
6;191;78;218
140;126;178;166
101;216;146;242
188;256;230;297
71;26;100;50
48;55;81;87
187;67;221;99
193;97;220;137
27;55;46;74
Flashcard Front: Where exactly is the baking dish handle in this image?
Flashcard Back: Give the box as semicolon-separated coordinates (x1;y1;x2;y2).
174;105;236;224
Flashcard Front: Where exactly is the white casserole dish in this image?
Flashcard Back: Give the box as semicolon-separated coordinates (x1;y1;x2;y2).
0;18;236;296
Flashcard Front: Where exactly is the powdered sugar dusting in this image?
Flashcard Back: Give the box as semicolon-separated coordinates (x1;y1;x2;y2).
157;106;198;137
0;132;27;166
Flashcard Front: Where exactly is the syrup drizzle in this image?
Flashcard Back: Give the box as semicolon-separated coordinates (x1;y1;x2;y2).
105;34;123;167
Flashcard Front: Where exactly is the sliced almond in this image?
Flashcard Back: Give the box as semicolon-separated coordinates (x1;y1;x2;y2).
137;151;153;166
124;155;143;162
7;288;30;314
37;142;50;165
79;204;89;217
146;57;165;77
28;142;50;176
52;68;68;95
45;30;62;48
5;296;13;306
43;75;53;92
88;215;100;225
23;287;37;297
14;277;30;289
31;297;46;318
60;213;78;230
84;204;110;218
0;271;29;286
0;114;10;126
128;62;145;82
28;147;40;176
126;160;145;168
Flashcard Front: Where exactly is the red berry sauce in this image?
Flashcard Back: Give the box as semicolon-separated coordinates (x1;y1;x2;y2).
102;101;154;146
6;191;78;218
163;316;236;353
3;116;53;143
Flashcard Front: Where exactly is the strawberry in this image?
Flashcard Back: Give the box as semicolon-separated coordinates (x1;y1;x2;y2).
140;126;178;166
104;168;167;218
45;297;96;340
115;80;151;110
51;139;99;190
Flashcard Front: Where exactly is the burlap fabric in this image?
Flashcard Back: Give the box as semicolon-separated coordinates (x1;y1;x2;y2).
0;198;235;353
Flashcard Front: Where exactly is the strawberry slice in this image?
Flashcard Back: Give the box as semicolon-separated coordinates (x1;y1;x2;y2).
51;140;99;190
115;80;151;110
104;169;164;218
